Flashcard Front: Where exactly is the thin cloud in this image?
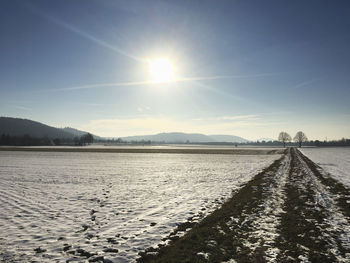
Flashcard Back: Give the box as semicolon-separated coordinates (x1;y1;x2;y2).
291;79;317;89
48;80;154;92
12;105;33;111
74;102;105;107
45;72;281;92
179;72;280;82
25;2;143;62
215;115;260;121
192;115;260;122
137;106;151;112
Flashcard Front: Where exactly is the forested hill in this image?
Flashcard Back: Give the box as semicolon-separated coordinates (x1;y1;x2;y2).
0;117;74;139
62;127;102;140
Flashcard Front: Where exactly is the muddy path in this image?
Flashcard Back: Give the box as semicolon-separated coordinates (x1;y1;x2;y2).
138;148;350;263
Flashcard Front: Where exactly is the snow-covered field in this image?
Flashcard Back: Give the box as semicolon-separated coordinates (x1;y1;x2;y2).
300;147;350;188
0;151;280;262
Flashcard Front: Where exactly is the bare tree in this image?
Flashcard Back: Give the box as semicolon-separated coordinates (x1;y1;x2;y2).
294;131;307;148
278;132;291;147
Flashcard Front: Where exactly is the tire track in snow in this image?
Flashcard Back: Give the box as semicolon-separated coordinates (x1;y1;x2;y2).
241;150;290;262
138;154;288;263
297;149;350;261
276;148;350;262
138;148;350;263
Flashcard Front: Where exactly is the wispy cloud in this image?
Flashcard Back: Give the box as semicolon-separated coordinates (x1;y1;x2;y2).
215;115;260;121
137;106;151;112
73;102;106;107
11;105;33;111
291;79;317;89
192;115;259;122
180;72;280;82
48;80;153;92
25;2;143;62
45;72;281;92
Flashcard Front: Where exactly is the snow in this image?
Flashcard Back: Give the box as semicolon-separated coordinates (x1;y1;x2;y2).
296;152;350;262
0;150;280;262
197;251;210;260
238;153;291;262
300;147;350;188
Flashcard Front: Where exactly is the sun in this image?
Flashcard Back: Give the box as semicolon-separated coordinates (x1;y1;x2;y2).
148;58;175;83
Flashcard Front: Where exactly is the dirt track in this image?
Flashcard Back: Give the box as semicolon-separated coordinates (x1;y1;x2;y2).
138;148;350;262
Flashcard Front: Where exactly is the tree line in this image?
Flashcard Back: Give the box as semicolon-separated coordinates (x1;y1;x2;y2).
1;132;349;147
0;133;94;146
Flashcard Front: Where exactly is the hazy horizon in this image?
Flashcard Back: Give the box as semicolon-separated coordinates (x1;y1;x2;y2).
1;0;349;141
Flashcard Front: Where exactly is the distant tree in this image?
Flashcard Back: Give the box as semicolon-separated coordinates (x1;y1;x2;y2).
85;133;94;145
294;131;308;148
74;136;81;146
278;132;292;147
314;140;320;147
53;138;61;146
80;133;94;145
21;134;32;146
0;134;7;145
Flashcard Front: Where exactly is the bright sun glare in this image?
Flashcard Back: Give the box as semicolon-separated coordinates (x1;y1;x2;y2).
148;58;175;83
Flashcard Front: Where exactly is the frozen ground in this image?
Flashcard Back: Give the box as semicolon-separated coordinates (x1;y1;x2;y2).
300;147;350;188
138;148;350;263
0;151;280;262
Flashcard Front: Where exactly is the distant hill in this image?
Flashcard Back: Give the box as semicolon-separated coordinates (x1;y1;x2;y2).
0;117;75;139
62;127;102;140
209;134;248;143
62;127;87;137
121;132;248;143
257;137;275;142
0;117;100;140
0;117;248;143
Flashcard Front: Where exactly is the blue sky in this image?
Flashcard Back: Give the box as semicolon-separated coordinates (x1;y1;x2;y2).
1;0;349;140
